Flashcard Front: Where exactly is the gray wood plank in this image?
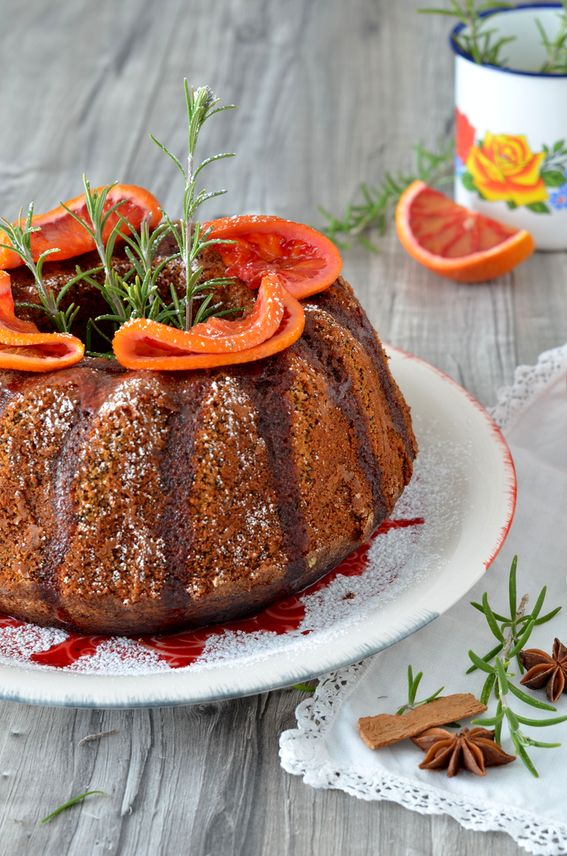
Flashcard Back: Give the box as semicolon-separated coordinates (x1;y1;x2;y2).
0;0;564;853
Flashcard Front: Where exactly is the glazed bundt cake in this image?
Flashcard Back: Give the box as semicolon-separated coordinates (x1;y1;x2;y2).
0;242;417;634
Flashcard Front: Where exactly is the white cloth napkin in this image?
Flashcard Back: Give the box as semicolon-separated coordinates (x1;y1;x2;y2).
280;344;567;856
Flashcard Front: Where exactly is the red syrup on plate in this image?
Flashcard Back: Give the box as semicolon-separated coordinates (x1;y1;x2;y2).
14;517;423;670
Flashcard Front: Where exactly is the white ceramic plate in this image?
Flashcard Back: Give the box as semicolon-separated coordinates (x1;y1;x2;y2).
0;347;516;708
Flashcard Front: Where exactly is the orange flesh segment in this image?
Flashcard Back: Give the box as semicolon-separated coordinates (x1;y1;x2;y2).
204;215;343;298
408;186;517;258
113;279;305;371
396;180;535;283
0;184;162;269
0;270;84;371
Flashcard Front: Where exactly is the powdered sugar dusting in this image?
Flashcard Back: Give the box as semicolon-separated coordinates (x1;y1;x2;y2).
0;622;67;663
67;637;170;674
188;375;283;591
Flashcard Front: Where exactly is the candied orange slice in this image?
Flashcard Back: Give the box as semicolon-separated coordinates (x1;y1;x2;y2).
203;215;343;298
179;271;284;352
112;273;305;370
0;271;84;371
0;185;162;269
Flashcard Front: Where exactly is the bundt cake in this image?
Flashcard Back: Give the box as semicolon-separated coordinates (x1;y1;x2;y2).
0;242;417;635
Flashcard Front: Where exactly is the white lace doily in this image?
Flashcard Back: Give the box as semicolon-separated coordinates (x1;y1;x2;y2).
280;343;567;856
490;344;567;432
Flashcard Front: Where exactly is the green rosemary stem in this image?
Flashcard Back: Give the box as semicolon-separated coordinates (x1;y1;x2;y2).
185;151;195;330
469;557;566;776
320;140;453;250
82;178;128;324
537;3;567;74
0;206;77;333
395;665;444;715
182;86;215;330
151;79;236;330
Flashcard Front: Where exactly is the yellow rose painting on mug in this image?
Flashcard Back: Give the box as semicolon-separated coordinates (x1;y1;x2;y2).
455;110;567;214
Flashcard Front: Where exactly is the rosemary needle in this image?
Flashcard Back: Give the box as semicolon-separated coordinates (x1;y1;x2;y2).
40;789;105;824
395;665;444;716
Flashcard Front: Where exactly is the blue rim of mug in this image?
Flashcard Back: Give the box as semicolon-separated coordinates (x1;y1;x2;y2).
450;3;567;78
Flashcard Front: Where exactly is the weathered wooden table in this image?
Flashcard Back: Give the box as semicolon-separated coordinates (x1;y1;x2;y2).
0;1;564;853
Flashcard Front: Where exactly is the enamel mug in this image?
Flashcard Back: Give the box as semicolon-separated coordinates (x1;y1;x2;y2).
452;3;567;250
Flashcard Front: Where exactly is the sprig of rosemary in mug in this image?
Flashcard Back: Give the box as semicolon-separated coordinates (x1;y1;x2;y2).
0;206;88;334
421;0;567;73
537;2;567;74
467;556;566;777
320;139;453;250
419;1;515;66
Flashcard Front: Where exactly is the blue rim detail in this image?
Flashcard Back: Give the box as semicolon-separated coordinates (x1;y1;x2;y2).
450;3;567;78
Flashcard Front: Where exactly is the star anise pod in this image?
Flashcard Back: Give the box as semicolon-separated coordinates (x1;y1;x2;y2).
412;727;516;777
520;638;567;704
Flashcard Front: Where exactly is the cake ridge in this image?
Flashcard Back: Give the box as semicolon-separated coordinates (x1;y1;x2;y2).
314;281;415;461
243;355;311;596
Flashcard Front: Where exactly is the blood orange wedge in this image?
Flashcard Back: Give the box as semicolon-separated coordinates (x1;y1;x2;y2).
395;180;535;283
0;185;162;270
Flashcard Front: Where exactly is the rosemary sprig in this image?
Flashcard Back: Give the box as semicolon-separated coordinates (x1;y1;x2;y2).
420;1;516;66
60;177;131;327
422;0;567;73
40;789;105;824
90;215;179;326
468;556;567;776
537;2;567;74
320;140;453;251
396;665;445;715
150;80;237;330
60;179;185;352
0;206;80;333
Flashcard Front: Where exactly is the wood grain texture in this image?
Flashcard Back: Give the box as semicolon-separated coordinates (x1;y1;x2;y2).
0;0;565;853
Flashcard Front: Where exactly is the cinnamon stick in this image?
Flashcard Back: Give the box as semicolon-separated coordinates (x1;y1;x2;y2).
358;693;487;750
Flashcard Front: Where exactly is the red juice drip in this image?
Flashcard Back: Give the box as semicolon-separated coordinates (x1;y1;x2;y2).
30;635;105;668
